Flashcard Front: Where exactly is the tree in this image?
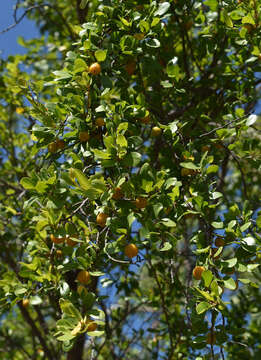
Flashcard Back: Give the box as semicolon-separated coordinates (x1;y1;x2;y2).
0;0;261;359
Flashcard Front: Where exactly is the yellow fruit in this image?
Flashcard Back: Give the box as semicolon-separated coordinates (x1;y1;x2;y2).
48;142;57;153
79;131;90;142
96;213;108;227
125;60;136;75
86;320;97;332
206;332;216;345
140;115;150;124
16;107;24;114
135;197;147;209
192;266;205;280
151;126;162;137
95;117;105;127
22;298;30;308
124;243;138;259
66;235;78;247
56;139;65;150
76;270;91;284
89;62;101;75
55;249;63;257
50;234;65;244
215;237;225;247
112;187;124;200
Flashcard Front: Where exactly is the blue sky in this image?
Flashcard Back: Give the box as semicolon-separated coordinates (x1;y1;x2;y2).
0;0;39;58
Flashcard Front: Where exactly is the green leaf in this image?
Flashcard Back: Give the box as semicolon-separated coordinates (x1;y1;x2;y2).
20;177;36;190
242;14;255;25
80;0;88;9
196;301;211;315
180;162;199;170
57;333;75;342
160;242;172;251
211;221;223;229
160;218;176;227
202;270;213;287
116;134;127;148
53;70;72;81
95;50;107;62
223;10;233;28
155;2;170;16
206;165;219;174
59;299;82;321
223;278;237;290
194;287;214;302
240;222;251;232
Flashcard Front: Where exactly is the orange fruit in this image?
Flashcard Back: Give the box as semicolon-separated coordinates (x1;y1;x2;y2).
86;320;97;332
22;299;30;308
112;187;123;200
79;131;90;142
89;62;101;75
192;266;205;280
95;117;105;127
76;270;91;284
56;139;65;150
151;127;162;137
206;332;216;345
124;243;138;258
135;197;147;209
50;234;65;244
125;60;136;75
96;213;108;227
215;237;225;247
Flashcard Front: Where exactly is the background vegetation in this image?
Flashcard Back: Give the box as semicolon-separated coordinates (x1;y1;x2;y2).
0;0;261;359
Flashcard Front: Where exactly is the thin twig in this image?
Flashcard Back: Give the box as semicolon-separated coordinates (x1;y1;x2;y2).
199;112;253;138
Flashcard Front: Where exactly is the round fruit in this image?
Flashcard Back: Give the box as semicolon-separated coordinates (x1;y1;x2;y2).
89;62;101;75
56;249;63;257
48;142;57;153
50;234;65;244
135;197;147;209
125;60;136;75
22;298;30;308
76;270;91;284
192;266;205;280
96;213;108;227
95;117;105;127
79;131;90;142
56;139;65;150
140;115;150;124
86;320;97;332
66;235;78;247
124;243;138;259
112;187;123;200
206;332;216;345
151;126;162;137
215;237;225;247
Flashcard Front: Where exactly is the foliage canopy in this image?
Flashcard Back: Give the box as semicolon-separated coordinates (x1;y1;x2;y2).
0;0;261;359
